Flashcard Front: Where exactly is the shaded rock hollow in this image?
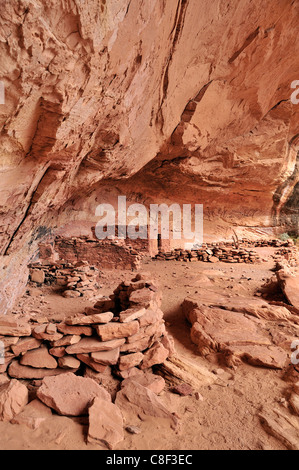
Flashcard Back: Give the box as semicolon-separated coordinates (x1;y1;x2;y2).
0;0;299;313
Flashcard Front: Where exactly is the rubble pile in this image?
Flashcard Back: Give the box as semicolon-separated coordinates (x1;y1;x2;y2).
29;260;100;298
0;274;174;381
155;246;262;264
0;275;177;449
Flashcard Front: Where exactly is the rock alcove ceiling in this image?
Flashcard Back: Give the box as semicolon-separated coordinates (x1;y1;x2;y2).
0;0;299;313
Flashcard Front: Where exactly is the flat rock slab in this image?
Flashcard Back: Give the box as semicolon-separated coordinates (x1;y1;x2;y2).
11;337;42;356
88;397;124;449
57;323;93;336
0;379;28;421
119;308;146;323
115;380;178;429
8;360;77;380
20;346;58;369
65;312;114;326
91;348;120;366
95;321;139;342
37;372;111;416
66;337;125;354
183;297;288;369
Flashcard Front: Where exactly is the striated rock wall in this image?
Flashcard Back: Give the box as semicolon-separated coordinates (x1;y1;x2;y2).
0;0;299;313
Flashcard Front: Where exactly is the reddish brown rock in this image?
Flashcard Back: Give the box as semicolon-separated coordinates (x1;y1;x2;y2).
49;347;66;358
122;372;165;395
92;299;115;313
119;307;146;323
76;354;108;373
11;337;42;356
57;323;93;336
87;397;124;449
58;355;81;370
37;372;111;416
118;352;144;371
51;335;81;347
65;312;114;326
138;308;164;328
32;324;63;342
20;346;58;369
8;360;77;380
140;342;169;370
0;379;28;421
95;321;139;342
91;348;120;366
115;381;178;429
11;398;52;430
276;270;299;312
66;337;125;354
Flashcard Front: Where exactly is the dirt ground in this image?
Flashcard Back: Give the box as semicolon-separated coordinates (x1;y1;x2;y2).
0;247;295;450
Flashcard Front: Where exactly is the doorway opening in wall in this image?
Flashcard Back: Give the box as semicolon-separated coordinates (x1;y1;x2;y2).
158;233;162;250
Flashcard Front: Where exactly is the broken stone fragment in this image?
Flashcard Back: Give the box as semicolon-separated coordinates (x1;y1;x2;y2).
122;372;165;395
58;355;81;370
115;380;178;429
91;348;120;366
140;342;169;370
76;354;108;373
11;337;42;356
87;397;124;449
66;337;125;354
57;323;93;336
37;372;111;416
51;334;81;347
30;269;45;284
119;307;146;323
0;379;28;421
95;321;139;342
11;398;52;430
20;346;58;369
32;324;63;342
65;312;114;325
118;352;144;371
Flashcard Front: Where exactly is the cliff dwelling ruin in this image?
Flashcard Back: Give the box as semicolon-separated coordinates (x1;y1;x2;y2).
0;0;299;453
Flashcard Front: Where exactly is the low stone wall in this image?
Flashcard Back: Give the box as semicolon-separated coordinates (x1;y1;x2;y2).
0;275;175;381
53;236;143;270
29;260;100;298
154;239;298;264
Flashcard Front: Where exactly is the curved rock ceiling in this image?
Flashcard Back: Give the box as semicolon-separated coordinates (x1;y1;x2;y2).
0;0;299;312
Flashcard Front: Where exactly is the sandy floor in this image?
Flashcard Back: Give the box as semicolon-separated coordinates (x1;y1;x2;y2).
0;248;294;450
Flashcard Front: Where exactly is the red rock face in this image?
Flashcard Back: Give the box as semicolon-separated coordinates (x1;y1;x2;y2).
0;0;299;313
